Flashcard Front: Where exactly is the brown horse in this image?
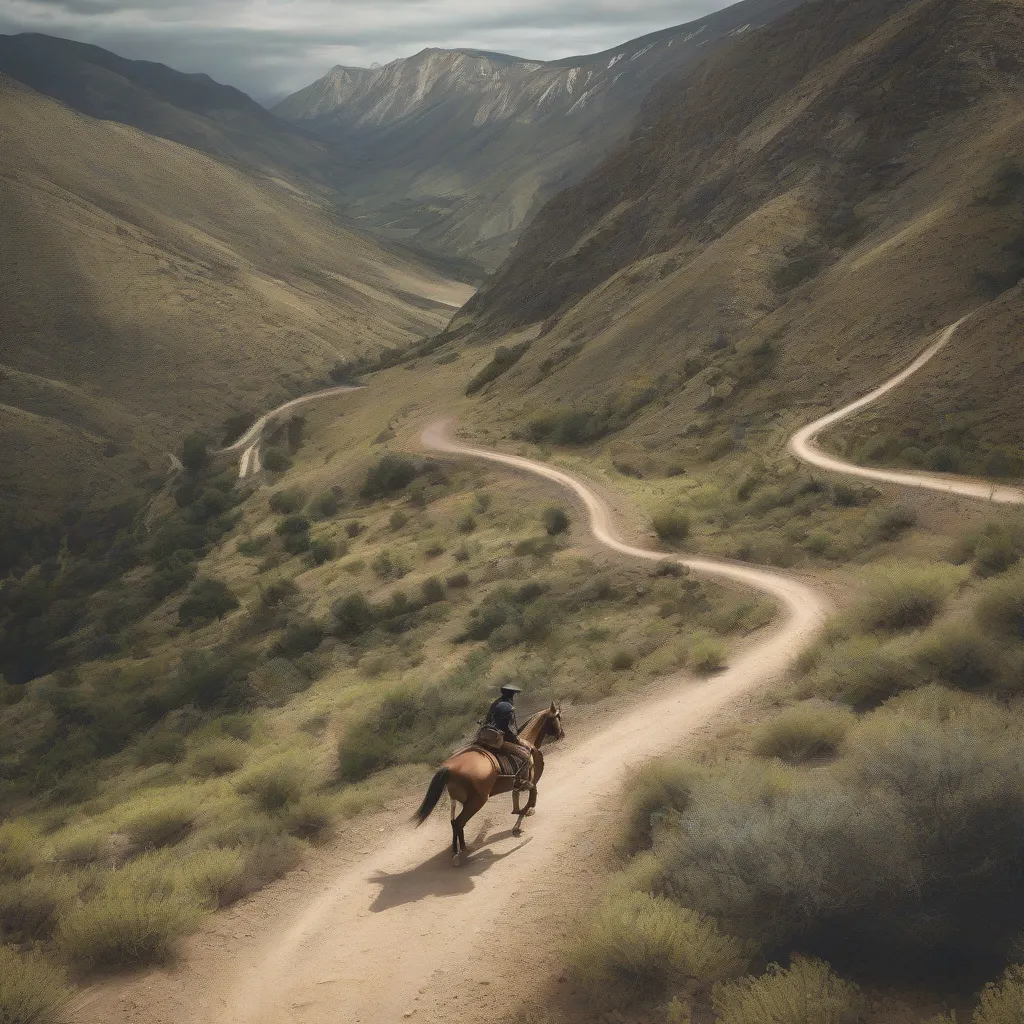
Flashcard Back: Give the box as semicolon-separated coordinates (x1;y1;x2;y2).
413;704;565;863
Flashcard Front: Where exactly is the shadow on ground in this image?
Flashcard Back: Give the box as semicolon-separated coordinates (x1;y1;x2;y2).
368;816;533;912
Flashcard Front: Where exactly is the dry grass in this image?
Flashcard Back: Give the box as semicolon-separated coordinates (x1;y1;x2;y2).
751;701;855;763
0;945;70;1024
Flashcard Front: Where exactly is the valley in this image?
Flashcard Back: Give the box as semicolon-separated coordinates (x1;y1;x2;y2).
2;0;1024;1022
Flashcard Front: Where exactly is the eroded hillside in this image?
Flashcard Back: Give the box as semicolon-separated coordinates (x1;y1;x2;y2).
447;0;1024;481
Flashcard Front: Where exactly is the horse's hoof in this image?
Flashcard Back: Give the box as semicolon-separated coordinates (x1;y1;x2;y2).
453;853;462;867
512;827;522;838
522;809;536;817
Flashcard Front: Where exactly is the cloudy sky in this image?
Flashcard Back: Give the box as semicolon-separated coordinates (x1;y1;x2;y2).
0;0;735;101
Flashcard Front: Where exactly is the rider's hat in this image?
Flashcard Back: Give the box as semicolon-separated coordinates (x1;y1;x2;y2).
499;684;522;695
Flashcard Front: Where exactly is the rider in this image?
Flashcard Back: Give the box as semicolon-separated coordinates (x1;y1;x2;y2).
486;684;535;767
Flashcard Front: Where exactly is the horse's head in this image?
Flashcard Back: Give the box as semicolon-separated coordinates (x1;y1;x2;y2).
543;701;565;742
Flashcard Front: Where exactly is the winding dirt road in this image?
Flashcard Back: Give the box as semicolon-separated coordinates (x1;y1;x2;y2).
88;316;1024;1024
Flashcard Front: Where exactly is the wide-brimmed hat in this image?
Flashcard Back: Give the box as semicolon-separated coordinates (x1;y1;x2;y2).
499;684;522;694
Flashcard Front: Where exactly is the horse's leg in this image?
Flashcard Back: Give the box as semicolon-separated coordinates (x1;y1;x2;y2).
450;794;460;860
452;790;487;864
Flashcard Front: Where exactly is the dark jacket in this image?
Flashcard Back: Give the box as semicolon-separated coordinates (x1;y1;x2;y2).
487;698;518;738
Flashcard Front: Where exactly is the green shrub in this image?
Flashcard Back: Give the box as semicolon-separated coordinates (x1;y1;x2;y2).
974;964;1024;1024
261;448;291;473
271;618;324;659
189;739;247;778
0;946;70;1024
371;550;408;581
268;488;306;514
569;892;746;1003
0;873;76;943
57;880;201;972
867;503;918;542
309;490;341;519
237;534;272;557
421;577;446;605
345;520;364;539
914;622;1006;691
389;510;409;532
752;702;855;763
123;801;196;850
181;433;209;473
543;507;571;536
446;572;470;589
457;513;477;534
236;759;306;811
261;578;298;607
308;539;337;565
206;836;304;906
178;578;240;628
0;824;36;881
975;569;1024;639
653;507;690;544
611;649;635;671
975;532;1022;577
275;514;310;536
281;795;334;842
850;565;957;633
332;592;377;638
620;759;697;856
712;957;863;1024
361;455;417;499
133;731;187;766
691;634;727;674
465;341;530;395
282;531;310;555
807;635;919;709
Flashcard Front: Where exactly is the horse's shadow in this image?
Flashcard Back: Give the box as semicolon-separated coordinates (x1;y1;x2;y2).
367;818;532;913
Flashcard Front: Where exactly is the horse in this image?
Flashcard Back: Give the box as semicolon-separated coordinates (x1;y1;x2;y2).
413;703;565;864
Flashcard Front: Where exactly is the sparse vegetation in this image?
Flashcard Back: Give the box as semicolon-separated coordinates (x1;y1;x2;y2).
0;945;70;1024
751;702;854;763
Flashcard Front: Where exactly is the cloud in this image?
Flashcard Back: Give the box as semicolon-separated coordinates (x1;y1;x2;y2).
0;0;730;101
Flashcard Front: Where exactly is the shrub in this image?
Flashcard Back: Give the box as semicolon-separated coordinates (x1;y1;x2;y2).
712;957;863;1024
421;577;446;605
691;634;727;674
361;455;417;499
275;514;310;536
308;539;337;565
282;531;310;555
446;572;470;589
975;532;1022;577
0;946;70;1024
751;702;855;763
867;503;917;542
261;448;291;473
465;341;530;395
975;569;1024;639
181;433;209;473
281;795;334;842
611;649;635;671
332;592;377;638
189;739;247;778
457;513;477;534
309;490;341;519
237;534;272;557
371;549;408;581
914;622;1006;691
268;488;306;515
213;836;304;905
57;881;201;972
389;510;409;532
123;801;196;850
0;873;76;943
178;578;240;628
653;507;690;544
542;506;571;536
0;823;37;880
974;964;1024;1024
474;492;492;513
261;578;298;607
176;847;245;910
807;635;919;709
345;520;364;539
850;565;957;633
133;731;187;766
620;759;697;856
569;892;746;1003
236;759;306;811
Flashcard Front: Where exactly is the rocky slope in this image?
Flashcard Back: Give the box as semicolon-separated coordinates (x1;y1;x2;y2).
447;0;1024;480
0;73;468;525
275;0;807;268
0;33;336;189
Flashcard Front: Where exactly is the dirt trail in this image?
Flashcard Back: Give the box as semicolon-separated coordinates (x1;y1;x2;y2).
79;316;1024;1024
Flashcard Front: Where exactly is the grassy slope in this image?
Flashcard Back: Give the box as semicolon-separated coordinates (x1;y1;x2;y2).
0;74;469;522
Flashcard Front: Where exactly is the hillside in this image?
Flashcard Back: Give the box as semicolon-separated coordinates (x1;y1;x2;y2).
0;73;471;527
274;0;807;268
0;33;336;189
448;0;1024;483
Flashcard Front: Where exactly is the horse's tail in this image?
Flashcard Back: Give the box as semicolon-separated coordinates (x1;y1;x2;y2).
413;767;450;826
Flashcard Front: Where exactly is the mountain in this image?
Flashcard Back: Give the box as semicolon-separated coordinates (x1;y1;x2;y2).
0;33;336;189
446;0;1024;479
0;72;470;525
274;0;808;269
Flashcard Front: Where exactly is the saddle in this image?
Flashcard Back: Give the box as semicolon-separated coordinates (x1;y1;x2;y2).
466;726;533;787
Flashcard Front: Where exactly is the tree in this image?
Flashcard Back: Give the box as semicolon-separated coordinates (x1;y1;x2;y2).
181;434;210;474
178;578;240;628
543;506;570;536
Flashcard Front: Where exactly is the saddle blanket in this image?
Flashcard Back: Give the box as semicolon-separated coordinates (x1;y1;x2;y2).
466;744;529;780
